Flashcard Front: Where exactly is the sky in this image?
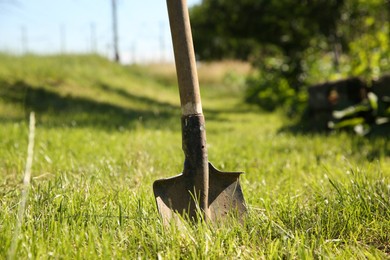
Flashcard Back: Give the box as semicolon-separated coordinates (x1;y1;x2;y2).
0;0;201;63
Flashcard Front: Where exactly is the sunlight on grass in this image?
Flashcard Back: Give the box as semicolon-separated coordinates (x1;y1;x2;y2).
0;54;389;258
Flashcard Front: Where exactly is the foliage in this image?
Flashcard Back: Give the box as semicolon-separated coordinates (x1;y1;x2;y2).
191;0;344;86
244;55;308;114
329;92;390;135
344;0;390;80
246;73;293;111
191;0;343;60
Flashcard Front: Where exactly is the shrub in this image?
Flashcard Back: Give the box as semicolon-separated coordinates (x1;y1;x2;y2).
245;72;307;116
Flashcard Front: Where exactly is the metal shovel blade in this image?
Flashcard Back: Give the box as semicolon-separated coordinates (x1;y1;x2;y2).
153;162;246;224
208;163;246;221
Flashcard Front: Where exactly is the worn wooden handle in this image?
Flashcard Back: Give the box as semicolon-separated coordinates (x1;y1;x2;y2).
167;0;202;116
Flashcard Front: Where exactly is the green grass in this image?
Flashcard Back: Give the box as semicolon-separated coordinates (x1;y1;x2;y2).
0;53;389;259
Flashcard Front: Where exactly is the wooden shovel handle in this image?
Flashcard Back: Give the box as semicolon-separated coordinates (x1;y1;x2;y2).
167;0;202;116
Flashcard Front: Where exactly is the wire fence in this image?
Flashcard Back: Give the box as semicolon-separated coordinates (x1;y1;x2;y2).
0;0;177;64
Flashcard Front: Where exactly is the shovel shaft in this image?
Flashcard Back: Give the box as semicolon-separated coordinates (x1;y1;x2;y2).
167;0;202;116
167;0;210;219
181;114;209;218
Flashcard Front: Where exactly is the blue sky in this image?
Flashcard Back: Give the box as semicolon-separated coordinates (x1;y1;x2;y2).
0;0;201;63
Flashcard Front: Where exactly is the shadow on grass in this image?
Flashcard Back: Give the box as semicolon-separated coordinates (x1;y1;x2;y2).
96;82;179;111
279;116;390;160
0;80;248;131
96;81;254;116
289;121;390;138
0;80;181;130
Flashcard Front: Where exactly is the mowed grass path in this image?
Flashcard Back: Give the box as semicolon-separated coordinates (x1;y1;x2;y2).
0;54;389;259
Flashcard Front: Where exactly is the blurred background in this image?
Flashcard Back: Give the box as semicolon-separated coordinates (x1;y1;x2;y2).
0;0;389;133
0;0;200;63
188;0;390;133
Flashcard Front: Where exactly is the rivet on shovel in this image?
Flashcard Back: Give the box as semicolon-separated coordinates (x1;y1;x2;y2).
153;0;247;224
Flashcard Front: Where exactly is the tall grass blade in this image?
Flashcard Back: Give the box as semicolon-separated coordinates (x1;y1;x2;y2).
7;112;36;260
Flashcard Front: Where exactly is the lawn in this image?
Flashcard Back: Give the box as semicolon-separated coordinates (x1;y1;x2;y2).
0;54;389;259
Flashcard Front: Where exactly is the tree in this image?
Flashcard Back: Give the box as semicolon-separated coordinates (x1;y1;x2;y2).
191;0;344;90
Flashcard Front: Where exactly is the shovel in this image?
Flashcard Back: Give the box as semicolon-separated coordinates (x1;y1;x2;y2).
153;0;246;224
